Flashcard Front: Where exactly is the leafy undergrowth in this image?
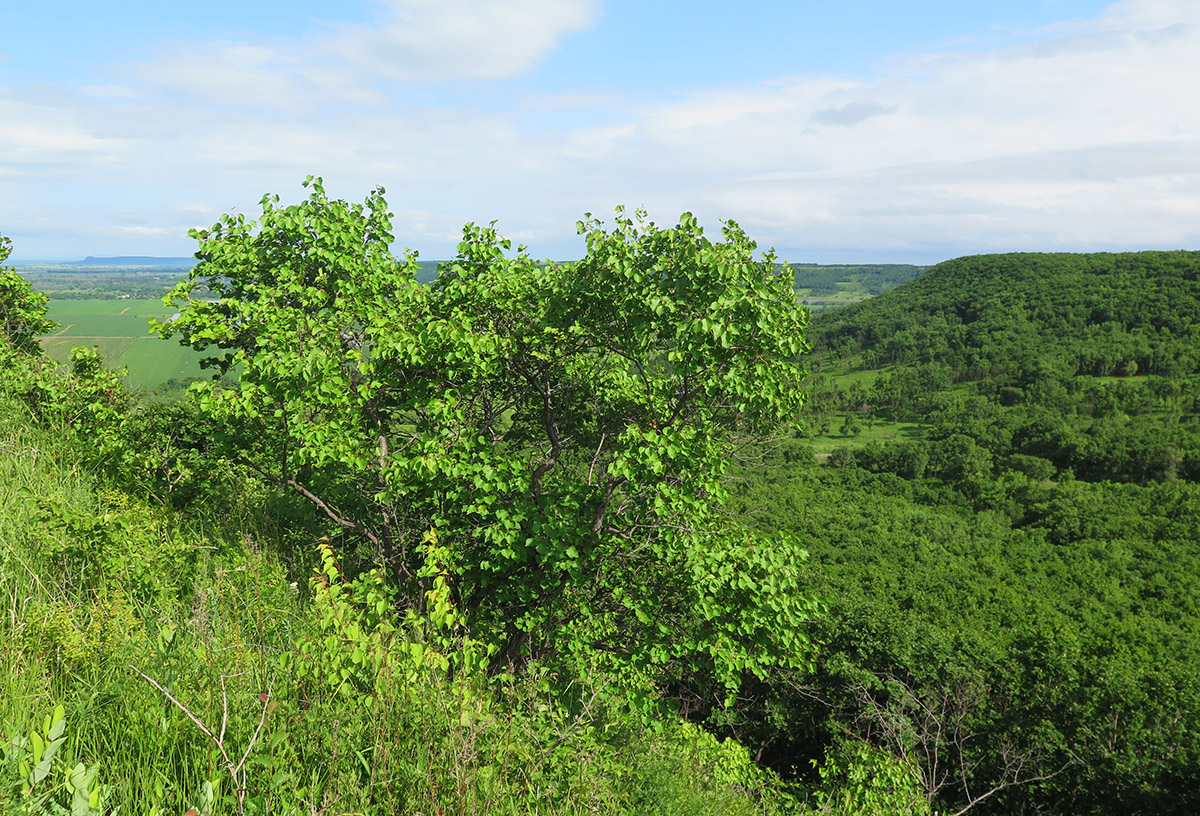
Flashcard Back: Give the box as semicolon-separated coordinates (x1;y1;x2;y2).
0;397;799;816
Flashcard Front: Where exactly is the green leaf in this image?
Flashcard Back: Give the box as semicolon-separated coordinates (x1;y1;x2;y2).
47;708;66;742
30;731;44;765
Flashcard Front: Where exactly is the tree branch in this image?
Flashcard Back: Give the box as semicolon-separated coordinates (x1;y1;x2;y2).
242;458;385;553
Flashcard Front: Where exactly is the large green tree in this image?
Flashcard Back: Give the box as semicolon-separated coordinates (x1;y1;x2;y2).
157;180;819;692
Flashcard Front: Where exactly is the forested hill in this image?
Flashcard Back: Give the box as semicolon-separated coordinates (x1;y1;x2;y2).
810;251;1200;378
727;249;1200;814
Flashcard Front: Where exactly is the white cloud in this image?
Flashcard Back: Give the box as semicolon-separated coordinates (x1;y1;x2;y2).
810;102;896;127
520;91;623;112
81;85;139;99
552;0;1200;258
4;0;1200;262
123;0;600;109
325;0;600;82
0;94;129;171
1098;0;1200;28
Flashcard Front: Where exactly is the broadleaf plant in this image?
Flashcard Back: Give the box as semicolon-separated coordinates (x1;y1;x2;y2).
156;181;820;699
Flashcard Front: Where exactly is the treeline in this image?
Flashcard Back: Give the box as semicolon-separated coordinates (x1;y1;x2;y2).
791;262;925;297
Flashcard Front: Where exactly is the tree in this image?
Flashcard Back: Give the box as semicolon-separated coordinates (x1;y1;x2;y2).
0;233;57;354
842;673;1071;816
156;180;820;694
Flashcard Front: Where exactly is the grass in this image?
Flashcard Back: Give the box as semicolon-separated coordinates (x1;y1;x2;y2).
804;420;928;459
797;285;875;313
818;365;884;388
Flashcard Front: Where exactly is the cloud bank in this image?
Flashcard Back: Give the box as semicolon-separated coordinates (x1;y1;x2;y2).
2;0;1198;262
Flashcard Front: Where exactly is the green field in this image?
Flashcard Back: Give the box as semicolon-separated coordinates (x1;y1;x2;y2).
39;299;206;390
805;420;927;458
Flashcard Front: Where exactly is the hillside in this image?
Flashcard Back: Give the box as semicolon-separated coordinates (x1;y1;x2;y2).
727;250;1200;814
797;251;1200;483
6;210;1200;815
810;251;1200;377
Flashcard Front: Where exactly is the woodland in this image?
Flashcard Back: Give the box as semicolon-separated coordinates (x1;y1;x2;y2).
1;182;1197;815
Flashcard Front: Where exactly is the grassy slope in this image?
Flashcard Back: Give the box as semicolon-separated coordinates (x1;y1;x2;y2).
0;393;792;815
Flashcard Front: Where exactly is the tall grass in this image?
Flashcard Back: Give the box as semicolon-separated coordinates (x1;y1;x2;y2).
0;396;795;815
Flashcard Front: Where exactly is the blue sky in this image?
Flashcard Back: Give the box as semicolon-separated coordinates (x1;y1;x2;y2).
3;0;1198;263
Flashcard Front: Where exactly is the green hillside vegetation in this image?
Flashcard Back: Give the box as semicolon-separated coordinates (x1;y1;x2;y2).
3;205;1199;815
813;251;1200;377
0;201;820;816
804;251;1200;481
791;263;925;310
729;251;1200;814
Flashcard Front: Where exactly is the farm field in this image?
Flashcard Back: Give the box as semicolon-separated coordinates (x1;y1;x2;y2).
39;298;205;390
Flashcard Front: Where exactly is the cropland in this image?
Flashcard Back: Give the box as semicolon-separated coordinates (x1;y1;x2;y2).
40;299;206;390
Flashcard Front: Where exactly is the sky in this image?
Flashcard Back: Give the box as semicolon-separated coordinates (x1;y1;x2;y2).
2;0;1199;263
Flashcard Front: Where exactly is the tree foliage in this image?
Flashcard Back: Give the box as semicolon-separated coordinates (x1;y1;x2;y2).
156;180;819;694
729;441;1200;815
0;234;57;355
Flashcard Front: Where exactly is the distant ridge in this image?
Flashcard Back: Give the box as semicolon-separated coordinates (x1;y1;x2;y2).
68;256;197;267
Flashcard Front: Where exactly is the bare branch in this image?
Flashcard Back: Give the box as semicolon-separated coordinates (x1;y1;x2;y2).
129;665;231;768
242;458;385;553
130;665;274;816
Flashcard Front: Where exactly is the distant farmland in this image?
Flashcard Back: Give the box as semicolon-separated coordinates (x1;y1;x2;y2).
40;299;206;390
